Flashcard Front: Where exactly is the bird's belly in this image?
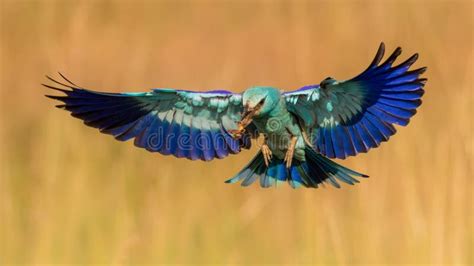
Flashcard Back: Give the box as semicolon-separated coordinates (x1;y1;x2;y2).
266;132;305;161
254;115;306;161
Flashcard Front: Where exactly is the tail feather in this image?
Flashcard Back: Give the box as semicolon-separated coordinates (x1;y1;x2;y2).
225;145;368;188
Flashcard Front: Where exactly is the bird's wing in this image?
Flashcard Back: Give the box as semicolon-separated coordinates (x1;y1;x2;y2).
284;43;427;159
45;74;251;161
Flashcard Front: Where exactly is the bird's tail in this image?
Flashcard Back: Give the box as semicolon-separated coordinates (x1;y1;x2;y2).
225;145;368;188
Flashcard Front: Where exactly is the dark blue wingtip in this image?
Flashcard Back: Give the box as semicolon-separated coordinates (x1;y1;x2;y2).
44;73;151;132
368;42;386;68
315;43;427;159
44;73;80;108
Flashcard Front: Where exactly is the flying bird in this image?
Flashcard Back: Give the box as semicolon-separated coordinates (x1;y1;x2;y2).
45;43;426;188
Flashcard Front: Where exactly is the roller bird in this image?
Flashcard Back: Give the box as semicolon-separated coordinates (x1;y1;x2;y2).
46;43;426;188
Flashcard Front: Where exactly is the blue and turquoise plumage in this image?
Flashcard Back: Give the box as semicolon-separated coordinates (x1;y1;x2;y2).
46;43;426;189
225;146;365;188
46;77;250;161
284;43;426;159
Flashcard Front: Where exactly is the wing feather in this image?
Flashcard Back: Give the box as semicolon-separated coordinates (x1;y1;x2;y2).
45;74;248;161
284;43;427;159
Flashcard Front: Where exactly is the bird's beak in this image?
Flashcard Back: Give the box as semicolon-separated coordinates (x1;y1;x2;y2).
242;98;265;119
242;105;255;120
229;99;265;139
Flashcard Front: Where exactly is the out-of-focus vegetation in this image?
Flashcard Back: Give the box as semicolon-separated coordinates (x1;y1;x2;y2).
1;0;472;265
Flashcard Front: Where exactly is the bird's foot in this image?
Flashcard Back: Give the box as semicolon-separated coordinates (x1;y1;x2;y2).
284;148;294;168
261;144;272;166
284;137;297;168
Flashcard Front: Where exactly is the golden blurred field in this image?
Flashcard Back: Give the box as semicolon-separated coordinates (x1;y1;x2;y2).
1;0;472;265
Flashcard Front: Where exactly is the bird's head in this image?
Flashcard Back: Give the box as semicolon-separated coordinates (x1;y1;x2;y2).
242;86;281;118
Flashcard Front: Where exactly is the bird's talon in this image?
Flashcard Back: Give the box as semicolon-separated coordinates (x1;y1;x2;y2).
261;144;272;166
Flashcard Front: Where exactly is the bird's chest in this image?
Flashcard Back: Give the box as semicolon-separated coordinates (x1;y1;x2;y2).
254;113;291;135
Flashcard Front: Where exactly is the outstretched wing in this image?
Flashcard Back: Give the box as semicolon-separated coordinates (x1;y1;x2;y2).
284;43;427;159
45;74;251;161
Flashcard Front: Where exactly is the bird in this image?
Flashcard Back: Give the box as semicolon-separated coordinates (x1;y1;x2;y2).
45;43;426;189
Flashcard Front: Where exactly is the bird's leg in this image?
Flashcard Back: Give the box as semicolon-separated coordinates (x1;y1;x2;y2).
261;137;272;166
284;136;297;168
301;129;313;147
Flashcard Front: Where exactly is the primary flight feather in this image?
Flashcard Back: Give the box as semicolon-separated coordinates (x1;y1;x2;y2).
46;43;426;189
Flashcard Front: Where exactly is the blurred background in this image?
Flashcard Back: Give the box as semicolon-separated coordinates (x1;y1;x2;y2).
1;0;472;265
